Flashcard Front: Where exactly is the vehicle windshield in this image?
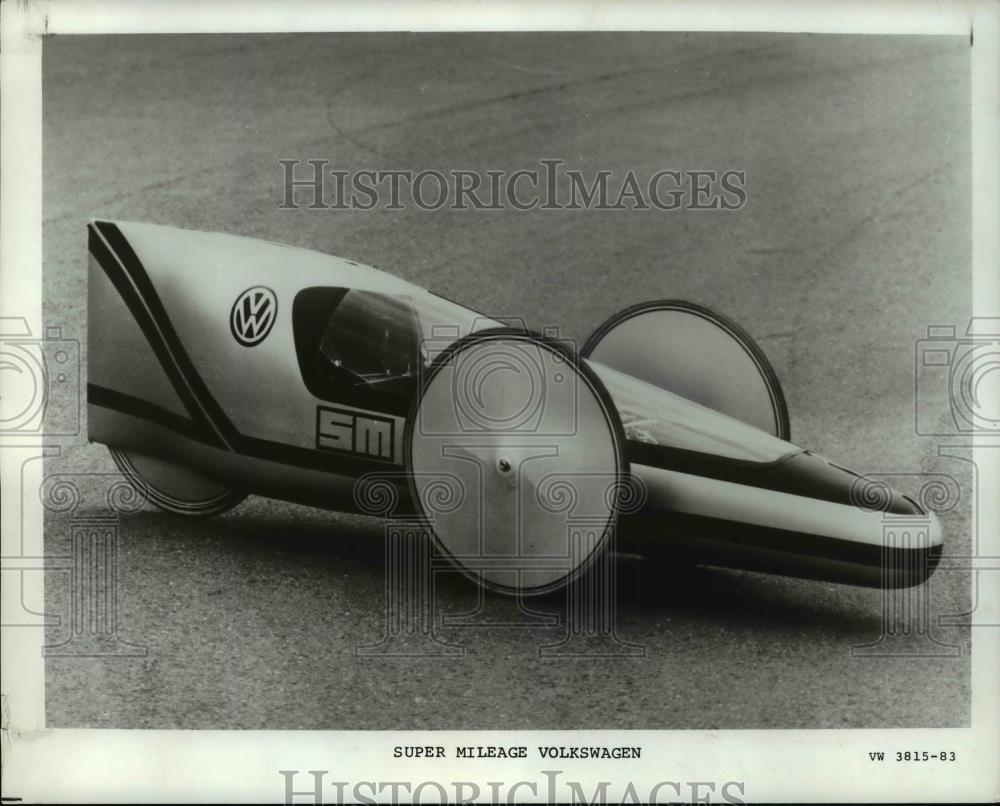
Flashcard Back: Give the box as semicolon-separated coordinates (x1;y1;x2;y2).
294;286;500;412
318;290;420;389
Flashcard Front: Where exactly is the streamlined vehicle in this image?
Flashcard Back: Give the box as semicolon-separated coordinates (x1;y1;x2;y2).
88;220;942;595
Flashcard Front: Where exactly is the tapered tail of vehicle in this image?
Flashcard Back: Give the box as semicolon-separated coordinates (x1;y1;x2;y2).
622;457;943;589
583;305;942;590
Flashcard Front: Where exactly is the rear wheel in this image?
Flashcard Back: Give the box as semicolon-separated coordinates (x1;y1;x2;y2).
582;300;791;439
406;328;628;596
109;447;246;517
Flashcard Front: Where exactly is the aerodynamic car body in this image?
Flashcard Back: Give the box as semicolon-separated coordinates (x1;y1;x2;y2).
87;220;943;595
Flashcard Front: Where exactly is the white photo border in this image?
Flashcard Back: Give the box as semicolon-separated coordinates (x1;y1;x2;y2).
1;0;997;802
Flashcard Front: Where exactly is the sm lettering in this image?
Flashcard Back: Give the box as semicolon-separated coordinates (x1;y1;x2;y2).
317;406;395;461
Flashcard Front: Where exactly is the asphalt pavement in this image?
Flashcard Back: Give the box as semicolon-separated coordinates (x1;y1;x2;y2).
41;32;972;729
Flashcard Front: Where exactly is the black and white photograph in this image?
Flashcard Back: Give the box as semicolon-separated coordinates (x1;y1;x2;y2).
2;1;998;803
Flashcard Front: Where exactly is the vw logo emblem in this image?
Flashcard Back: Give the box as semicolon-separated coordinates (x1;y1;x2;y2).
230;286;277;347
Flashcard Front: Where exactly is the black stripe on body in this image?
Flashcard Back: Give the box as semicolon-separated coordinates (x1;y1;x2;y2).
88;383;208;443
89;384;402;478
94;221;238;446
627;441;923;516
89;224;227;449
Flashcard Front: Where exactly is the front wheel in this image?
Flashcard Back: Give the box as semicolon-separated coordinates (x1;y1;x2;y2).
109;447;246;517
406;328;629;596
